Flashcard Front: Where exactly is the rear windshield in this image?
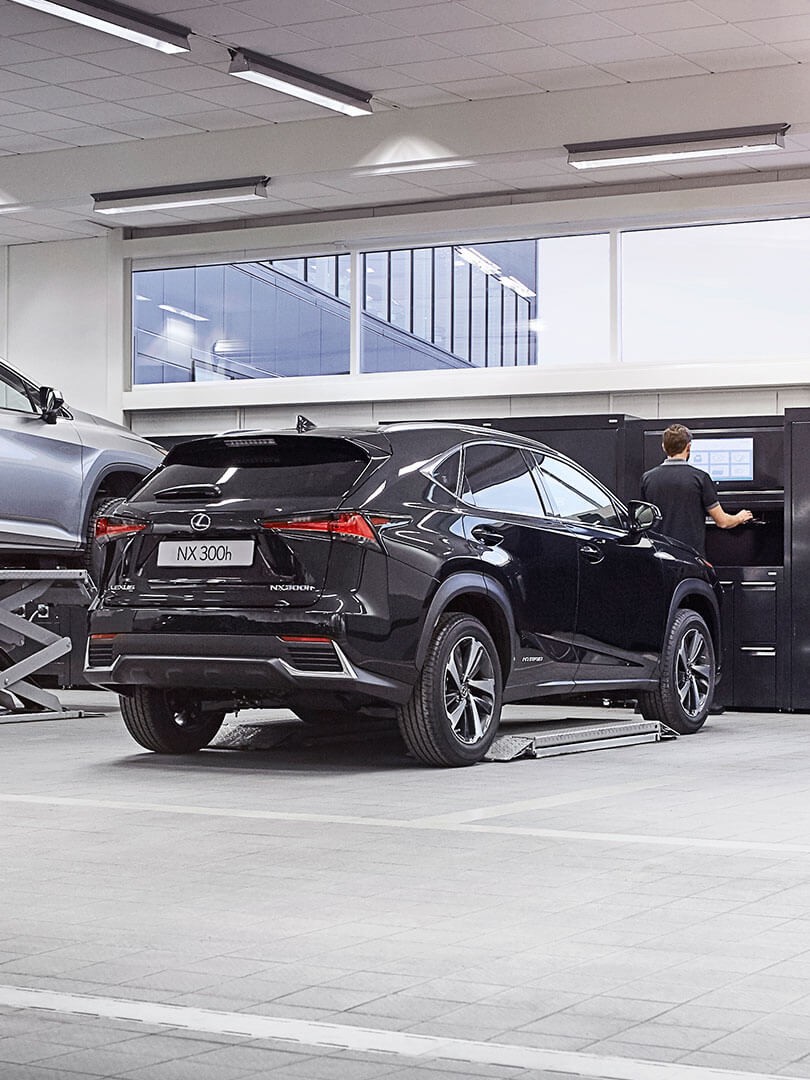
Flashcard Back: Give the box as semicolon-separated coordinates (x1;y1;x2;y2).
131;436;371;502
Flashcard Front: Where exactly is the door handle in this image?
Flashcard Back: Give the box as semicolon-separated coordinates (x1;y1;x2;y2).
580;544;605;564
471;525;504;547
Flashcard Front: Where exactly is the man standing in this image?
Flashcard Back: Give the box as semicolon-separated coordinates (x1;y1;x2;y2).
641;424;753;555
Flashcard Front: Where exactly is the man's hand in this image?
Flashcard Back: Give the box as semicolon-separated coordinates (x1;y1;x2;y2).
736;509;754;524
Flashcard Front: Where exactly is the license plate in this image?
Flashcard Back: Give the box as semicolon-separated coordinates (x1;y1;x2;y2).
157;540;255;567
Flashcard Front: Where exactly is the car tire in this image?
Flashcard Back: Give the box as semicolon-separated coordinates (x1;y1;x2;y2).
398;612;502;767
639;609;716;734
120;688;225;753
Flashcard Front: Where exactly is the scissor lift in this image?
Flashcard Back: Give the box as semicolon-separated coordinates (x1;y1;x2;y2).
0;569;96;722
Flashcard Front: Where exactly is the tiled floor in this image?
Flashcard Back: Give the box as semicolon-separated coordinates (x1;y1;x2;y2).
2;695;810;1079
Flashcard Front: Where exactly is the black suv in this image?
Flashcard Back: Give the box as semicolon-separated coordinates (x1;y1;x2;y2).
86;422;721;766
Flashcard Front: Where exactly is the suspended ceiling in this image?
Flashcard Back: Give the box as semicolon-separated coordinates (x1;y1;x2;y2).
2;0;810;243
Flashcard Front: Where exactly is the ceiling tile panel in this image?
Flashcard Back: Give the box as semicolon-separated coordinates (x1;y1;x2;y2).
2;108;90;132
3;84;101;109
463;0;587;17
123;91;231;116
0;71;45;92
109;116;201;137
380;84;465;106
648;25;761;51
391;57;498;81
231;0;354;21
348;37;452;64
518;13;631;44
138;65;232;92
684;44;796;71
7;57;119;83
560;35;670;61
65;75;171;100
603;53;708;79
424;26;542;54
0;39;60;64
740;14;810;43
240;99;328;120
0;3;59;34
70;46;183;74
328;66;419;89
699;0;810;18
169;107;271;128
380;3;494;33
166;5;267;33
606;2;724;33
45;124;138;145
436;74;541;98
333;0;447;11
0;130;70;152
485;45;585;73
291;14;411;45
224;28;326;54
522;64;622;89
52;101;154;124
774;37;810;60
263;45;368;71
16;26;135;54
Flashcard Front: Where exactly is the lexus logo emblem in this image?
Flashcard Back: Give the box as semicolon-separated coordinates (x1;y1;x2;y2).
190;513;211;532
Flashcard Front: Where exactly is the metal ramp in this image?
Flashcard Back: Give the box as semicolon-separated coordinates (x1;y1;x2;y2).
0;570;96;723
485;717;677;761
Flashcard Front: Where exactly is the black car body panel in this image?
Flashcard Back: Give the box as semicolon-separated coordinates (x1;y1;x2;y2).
86;422;721;719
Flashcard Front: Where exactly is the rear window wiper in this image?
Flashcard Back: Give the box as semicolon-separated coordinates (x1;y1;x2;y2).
153;483;222;501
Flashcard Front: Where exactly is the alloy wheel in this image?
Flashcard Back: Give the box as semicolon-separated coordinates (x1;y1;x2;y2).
675;627;712;718
443;634;496;745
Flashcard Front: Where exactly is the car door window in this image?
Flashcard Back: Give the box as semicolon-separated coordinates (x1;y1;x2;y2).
532;453;622;528
461;443;545;515
0;366;34;413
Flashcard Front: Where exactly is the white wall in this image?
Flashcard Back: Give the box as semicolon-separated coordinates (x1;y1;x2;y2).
6;234;123;422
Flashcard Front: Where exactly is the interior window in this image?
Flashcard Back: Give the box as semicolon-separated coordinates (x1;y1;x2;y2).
462;443;544;515
0;367;35;413
532;453;621;528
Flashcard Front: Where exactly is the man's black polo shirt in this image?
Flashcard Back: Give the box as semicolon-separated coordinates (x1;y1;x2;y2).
640;459;719;554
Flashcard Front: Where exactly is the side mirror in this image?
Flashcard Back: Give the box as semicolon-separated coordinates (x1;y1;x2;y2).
38;385;64;425
628;500;661;533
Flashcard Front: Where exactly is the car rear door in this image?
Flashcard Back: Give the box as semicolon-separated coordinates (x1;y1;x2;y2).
459;441;580;693
529;451;667;686
0;364;84;552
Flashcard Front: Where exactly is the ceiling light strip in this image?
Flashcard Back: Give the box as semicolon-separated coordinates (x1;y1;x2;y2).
92;177;270;215
566;124;790;170
228;49;372;117
7;0;190;54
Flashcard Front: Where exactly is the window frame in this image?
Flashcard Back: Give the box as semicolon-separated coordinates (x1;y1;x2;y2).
456;439;552;518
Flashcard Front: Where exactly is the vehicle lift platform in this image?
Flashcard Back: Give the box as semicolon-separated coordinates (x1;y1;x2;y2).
0;569;96;723
484;715;678;761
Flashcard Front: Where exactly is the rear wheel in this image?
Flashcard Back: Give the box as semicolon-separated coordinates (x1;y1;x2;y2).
83;496;124;587
398;613;502;767
639;609;715;734
120;688;225;753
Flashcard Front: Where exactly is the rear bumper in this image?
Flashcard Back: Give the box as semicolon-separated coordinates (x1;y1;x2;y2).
83;629;413;705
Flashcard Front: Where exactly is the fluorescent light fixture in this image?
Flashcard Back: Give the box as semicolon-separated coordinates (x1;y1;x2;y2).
92;177;270;215
159;304;207;322
228;49;372;117
498;275;535;300
455;246;501;276
358;158;475;176
566;124;790;170
7;0;190;53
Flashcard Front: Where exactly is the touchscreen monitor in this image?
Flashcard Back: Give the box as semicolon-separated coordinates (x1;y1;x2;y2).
690;437;754;482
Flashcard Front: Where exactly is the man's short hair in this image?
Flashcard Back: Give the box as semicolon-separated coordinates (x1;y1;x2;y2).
662;424;692;456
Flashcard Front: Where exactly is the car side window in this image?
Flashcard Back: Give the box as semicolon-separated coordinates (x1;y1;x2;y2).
461;443;545;515
431;450;461;495
531;453;622;528
0;366;35;413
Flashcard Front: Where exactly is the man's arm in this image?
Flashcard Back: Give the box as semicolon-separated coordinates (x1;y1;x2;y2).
708;504;754;529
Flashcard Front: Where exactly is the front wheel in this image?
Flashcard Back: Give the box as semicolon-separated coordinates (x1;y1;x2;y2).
639;609;716;734
120;688;225;753
398;613;502;766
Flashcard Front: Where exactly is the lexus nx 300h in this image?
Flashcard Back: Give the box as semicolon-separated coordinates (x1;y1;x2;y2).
85;422;722;766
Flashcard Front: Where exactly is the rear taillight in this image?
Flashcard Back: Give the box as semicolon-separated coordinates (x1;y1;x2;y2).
94;516;147;543
261;513;389;545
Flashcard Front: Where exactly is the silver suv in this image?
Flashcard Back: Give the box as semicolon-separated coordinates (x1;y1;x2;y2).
0;358;164;567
